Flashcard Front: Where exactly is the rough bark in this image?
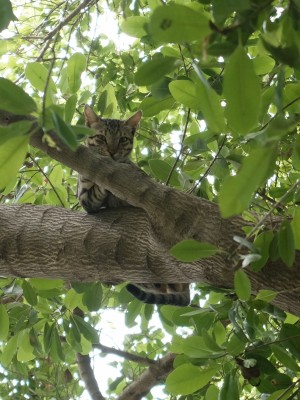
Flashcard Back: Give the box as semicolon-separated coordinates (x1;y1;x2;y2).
1;112;300;316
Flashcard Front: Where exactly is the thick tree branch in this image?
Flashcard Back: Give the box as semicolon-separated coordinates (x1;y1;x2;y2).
1;112;300;316
117;353;176;400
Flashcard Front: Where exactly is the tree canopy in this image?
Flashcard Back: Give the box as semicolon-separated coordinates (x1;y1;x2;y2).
1;0;300;399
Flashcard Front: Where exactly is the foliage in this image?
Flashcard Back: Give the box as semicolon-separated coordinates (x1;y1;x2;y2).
1;0;300;399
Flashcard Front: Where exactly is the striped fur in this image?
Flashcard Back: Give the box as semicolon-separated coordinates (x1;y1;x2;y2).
77;105;190;306
77;105;142;212
126;283;190;306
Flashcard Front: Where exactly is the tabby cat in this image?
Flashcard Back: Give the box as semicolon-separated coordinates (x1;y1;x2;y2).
77;105;190;306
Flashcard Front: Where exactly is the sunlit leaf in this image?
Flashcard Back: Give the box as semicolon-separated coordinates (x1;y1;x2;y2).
135;57;180;86
0;121;33;145
223;46;261;134
67;53;86;93
65;94;77;123
219;146;277;217
0;305;9;341
169;80;200;109
166;364;218;395
0;135;29;191
139;96;175;117
255;290;277;302
170;239;218;262
17;329;35;362
1;335;18;367
25;62;57;92
291;206;300;250
121;16;148;38
149;4;211;44
0;78;37;114
181;336;216;358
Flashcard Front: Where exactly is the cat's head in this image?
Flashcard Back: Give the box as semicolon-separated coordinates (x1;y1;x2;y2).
84;105;142;161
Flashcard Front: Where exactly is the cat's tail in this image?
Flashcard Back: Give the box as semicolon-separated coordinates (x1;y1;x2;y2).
126;283;190;306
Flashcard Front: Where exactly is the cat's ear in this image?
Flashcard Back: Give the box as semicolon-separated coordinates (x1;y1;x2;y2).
125;110;142;129
84;104;99;127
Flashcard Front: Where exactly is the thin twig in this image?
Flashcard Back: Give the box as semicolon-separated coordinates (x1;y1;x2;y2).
28;155;65;207
189;135;227;194
93;343;156;366
43;0;98;42
165;109;191;186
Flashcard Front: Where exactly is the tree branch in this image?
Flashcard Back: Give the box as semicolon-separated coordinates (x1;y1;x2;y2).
2;111;300;316
93;343;156;366
43;0;98;42
117;353;176;400
77;352;106;400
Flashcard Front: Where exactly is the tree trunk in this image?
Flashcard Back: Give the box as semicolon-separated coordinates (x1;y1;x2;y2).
1;111;300;316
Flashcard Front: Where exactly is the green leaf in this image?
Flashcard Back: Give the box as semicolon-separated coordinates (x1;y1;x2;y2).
223;46;261;134
73;314;99;344
272;345;300;372
181;336;216;358
50;110;78;150
252;231;274;271
193;75;225;132
22;280;38;306
140;96;175;117
44;323;55;353
291;206;300;250
83;283;103;311
219;371;239;400
0;0;16;32
255;290;277;302
0;305;9;341
50;327;65;362
148;159;180;186
234;269;251;301
29;278;64;291
0;78;37;114
149;4;211;44
25;62;57;92
67;53;86;94
1;335;18;367
166;364;218;395
120;16;148;38
65;94;77;123
169;80;201;109
0;135;29;191
0;121;33;145
17;329;35;362
135;57;180;86
278;221;295;268
219;146;277;217
170;239;218;262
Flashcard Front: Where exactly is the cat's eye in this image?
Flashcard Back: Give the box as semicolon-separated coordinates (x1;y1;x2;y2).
119;137;129;143
96;135;106;143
